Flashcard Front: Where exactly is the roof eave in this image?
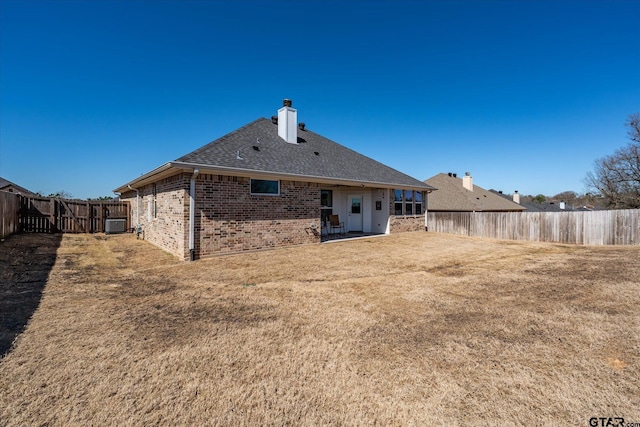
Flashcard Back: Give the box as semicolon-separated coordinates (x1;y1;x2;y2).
171;161;435;191
114;161;435;193
113;162;176;193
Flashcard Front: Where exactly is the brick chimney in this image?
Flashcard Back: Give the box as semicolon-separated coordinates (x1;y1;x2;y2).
462;172;473;191
277;99;297;144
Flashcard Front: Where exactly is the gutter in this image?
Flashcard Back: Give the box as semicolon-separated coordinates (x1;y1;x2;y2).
127;184;141;234
114;161;435;193
189;168;199;261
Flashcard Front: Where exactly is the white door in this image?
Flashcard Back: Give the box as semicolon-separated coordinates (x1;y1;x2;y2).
347;194;363;232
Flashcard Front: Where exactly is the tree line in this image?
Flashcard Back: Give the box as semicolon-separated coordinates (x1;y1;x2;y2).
584;113;640;209
513;114;639;210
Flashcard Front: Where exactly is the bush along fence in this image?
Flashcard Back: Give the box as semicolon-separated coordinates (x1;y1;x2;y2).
0;194;130;238
427;209;640;245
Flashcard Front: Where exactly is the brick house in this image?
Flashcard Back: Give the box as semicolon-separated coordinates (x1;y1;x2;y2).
114;100;434;260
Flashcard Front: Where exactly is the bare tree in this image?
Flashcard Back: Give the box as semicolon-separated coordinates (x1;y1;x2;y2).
585;113;640;208
627;112;640;144
47;190;74;199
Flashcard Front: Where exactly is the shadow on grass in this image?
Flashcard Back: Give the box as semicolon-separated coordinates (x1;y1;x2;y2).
0;233;62;359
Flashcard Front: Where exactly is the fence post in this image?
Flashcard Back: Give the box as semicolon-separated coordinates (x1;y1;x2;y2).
87;201;92;233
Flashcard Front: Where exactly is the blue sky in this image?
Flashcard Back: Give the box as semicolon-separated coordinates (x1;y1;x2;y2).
1;0;639;199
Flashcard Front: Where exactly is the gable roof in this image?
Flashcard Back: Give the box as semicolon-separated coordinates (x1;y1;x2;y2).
0;177;35;196
425;173;526;212
115;118;433;192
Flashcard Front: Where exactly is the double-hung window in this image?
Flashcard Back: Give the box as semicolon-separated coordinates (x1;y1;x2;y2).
394;190;403;215
415;191;423;214
404;190;413;215
152;183;157;219
394;189;424;215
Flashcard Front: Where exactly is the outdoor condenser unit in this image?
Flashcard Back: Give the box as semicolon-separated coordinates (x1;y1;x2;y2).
105;219;127;234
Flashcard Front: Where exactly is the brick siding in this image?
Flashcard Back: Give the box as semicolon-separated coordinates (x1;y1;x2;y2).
120;173;190;259
389;215;426;233
122;178;424;260
388;189;427;233
195;174;321;257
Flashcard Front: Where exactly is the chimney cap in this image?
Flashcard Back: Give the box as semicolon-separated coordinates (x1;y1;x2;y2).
283;99;292;107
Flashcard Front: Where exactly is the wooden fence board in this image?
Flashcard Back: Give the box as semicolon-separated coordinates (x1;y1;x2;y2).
1;192;21;238
427;209;640;246
17;196;129;234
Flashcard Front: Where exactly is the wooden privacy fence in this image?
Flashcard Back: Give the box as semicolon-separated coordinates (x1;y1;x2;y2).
427;210;640;245
18;196;130;234
1;192;21;239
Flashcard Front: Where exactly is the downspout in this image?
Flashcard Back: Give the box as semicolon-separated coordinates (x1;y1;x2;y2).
128;185;140;233
189;169;199;261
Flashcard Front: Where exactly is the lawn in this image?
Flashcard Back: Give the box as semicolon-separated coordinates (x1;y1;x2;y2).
1;231;638;426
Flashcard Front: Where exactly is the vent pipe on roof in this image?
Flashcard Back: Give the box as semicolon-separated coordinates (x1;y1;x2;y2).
277;99;298;144
299;122;305;131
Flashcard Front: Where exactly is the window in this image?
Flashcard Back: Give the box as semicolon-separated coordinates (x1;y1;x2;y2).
394;189;425;215
405;190;413;215
394;190;403;215
152;183;157;219
250;179;279;195
415;191;423;214
321;190;333;224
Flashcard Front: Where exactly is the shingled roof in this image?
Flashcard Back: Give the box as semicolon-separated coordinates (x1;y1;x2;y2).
116;117;433;192
425;173;526;212
0;177;35;196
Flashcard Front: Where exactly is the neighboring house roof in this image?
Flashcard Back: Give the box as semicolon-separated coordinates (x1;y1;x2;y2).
115;117;434;193
0;177;35;196
487;190;601;212
424;173;526;212
517;200;598;212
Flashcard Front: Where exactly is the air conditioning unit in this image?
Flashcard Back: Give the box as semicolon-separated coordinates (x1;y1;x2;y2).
105;219;126;234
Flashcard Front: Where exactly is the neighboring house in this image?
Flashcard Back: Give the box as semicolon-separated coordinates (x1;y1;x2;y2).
516;199;598;212
487;190;601;212
0;177;36;196
424;172;526;212
114;100;435;260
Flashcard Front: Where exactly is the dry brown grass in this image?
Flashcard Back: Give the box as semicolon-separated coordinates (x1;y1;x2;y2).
1;232;639;426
